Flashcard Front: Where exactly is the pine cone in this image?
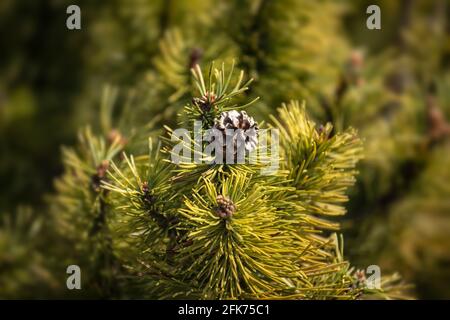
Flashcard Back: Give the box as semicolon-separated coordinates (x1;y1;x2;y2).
207;110;258;160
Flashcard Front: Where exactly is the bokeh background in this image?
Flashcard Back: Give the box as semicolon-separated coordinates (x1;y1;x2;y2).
0;0;449;299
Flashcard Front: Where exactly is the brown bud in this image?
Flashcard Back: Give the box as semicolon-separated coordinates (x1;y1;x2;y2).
91;160;110;192
108;129;128;147
192;92;216;113
189;48;203;69
215;195;236;218
141;181;156;207
427;95;450;143
97;160;110;178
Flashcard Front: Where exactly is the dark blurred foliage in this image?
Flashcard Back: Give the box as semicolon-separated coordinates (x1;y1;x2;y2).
0;0;96;210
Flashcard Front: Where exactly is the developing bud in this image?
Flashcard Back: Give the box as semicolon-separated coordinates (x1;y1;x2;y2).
192;92;217;113
215;195;236;218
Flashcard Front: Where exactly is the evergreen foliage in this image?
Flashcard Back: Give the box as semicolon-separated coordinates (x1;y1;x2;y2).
46;63;407;299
